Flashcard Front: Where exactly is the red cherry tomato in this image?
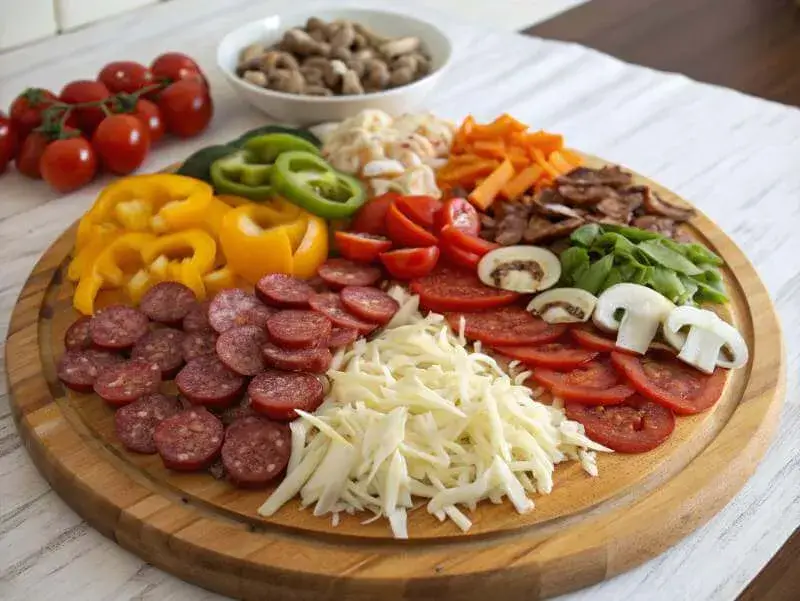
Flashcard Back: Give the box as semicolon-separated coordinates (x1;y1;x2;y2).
349;192;398;235
394;195;441;229
150;52;203;83
440;241;481;269
16;131;51;179
385;202;438;247
92;114;150;175
59;80;111;135
157;79;213;138
532;359;635;405
434;197;480;235
130;98;165;143
98;61;154;94
439;225;498;256
380;246;440;280
9;88;58;139
495;342;599;371
40;136;98;193
0;112;19;174
335;231;392;263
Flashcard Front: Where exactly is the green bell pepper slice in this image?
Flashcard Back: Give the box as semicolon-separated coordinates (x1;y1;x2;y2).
210;150;274;200
272;151;366;219
244;133;320;162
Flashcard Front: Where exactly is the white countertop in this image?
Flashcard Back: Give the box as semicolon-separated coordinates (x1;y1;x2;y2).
1;1;799;600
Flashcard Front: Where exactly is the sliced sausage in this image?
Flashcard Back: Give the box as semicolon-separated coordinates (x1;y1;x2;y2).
154;407;224;471
266;310;332;350
216;325;268;376
89;305;150;350
219;398;257;426
221;417;291;487
182;300;212;333
234;303;276;329
93;359;162;406
317;258;382;289
181;329;219;362
340;286;399;325
249;370;325;421
256;273;315;308
140;282;197;325
327;327;359;348
175;355;246;408
64;316;93;351
57;349;124;393
308;292;377;334
131;328;185;378
261;342;332;374
208;289;264;333
114;392;182;454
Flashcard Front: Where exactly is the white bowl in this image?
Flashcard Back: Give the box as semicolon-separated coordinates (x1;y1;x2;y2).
217;8;453;125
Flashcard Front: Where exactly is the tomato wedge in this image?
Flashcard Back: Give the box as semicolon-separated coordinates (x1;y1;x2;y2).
334;231;392;263
350;192;398;236
532;359;635;405
385;201;438;247
565;395;675;453
445;306;566;346
439;225;498;256
440;241;481;269
433;197;480;235
394;195;441;229
410;265;519;312
496;342;598;370
380;246;439;280
610;351;727;415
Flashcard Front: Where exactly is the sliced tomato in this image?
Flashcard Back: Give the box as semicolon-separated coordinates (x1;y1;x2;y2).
445;306;566;347
570;326;619;353
350;192;398;236
439;225;499;256
565;395;675;453
410;265;519;313
335;231;392;263
433;197;480;235
385;201;439;247
394;195;441;229
610;351;727;415
496;342;598;370
532;359;635;405
440;241;481;269
380;246;439;280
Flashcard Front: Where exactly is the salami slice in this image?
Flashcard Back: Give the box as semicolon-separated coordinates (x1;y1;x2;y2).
131;328;185;378
57;349;124;393
216;325;268;376
308;293;377;334
219;398;257;426
114;392;182;454
224;414;265;437
318;258;382;289
445;306;567;347
181;329;219;362
235;303;276;329
221;417;291;487
93;359;162;406
249;370;324;421
176;355;245;408
182;300;212;333
89;304;150;350
208;289;264;333
140;282;197;325
266;310;332;350
64;316;93;351
256;273;315;308
154;407;224;471
261;342;332;374
327;327;359;348
340;286;399;325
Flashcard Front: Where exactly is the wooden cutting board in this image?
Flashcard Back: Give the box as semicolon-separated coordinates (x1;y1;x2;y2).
5;156;785;600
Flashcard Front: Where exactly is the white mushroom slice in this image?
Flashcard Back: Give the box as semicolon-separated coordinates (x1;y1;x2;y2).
593;283;675;355
477;246;561;293
663;306;748;373
527;288;598;324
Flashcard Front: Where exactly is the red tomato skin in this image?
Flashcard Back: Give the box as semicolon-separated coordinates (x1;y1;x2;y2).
350;192;397;235
150;52;202;83
394;195;441;229
380;246;440;280
497;343;598;370
440;225;498;256
9;88;58;139
40;137;98;193
59;80;111;135
532;360;635;405
0;113;19;173
157;79;213;137
440;241;481;269
409;266;520;313
434;197;480;235
15;132;51;179
98;61;154;94
335;231;392;263
130;99;165;143
92;115;150;175
385;202;439;247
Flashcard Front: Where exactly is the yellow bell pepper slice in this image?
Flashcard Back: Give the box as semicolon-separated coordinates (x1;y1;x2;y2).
292;214;329;279
148;254;170;281
203;266;238;295
180;261;207;300
94;232;156;287
148;174;214;233
141;229;217;276
73;271;104;315
68;222;120;282
216;194;251;208
203;197;232;237
125;269;154;304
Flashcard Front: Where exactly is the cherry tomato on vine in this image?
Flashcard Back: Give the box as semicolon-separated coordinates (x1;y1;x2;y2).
16;132;51;179
150;52;203;84
10;88;58;139
92;114;150;175
40;136;98;193
0;112;19;174
130;98;165;143
157;79;212;137
98;61;154;94
59;80;111;135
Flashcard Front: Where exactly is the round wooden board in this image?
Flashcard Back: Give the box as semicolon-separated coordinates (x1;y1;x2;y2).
6;156;785;600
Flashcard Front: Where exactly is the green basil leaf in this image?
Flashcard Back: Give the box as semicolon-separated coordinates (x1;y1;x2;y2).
570;223;602;248
559;247;590;284
677;275;699;305
575;254;615;294
636;239;703;275
683;242;723;266
601;223;663;242
694;280;728;303
600;266;624;292
648;266;685;303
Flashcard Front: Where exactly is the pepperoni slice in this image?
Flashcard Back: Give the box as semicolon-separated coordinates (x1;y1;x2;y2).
154;407;224;471
219;398;257;426
208;289;263;334
89;304;150;350
93;359;162;406
182;300;212;333
446;306;566;347
261;342;332;374
114;392;182;454
327;327;359;348
221;417;291;487
57;349;124;393
181;329;218;362
496;342;598;370
140;282;197;325
318;258;382;289
267;310;332;349
131;328;185;378
410;265;519;313
610;351;728;415
565;395;676;453
256;273;315;308
340;286;399;325
532;359;635;405
216;325;268;376
234;303;276;329
308;292;377;334
176;355;246;408
249;370;325;421
64;316;93;351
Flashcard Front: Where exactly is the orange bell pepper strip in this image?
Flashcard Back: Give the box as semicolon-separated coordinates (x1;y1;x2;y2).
501;164;544;200
437;159;500;186
532;148;563;179
472;139;507;160
468;158;515;210
526;131;564;156
548;150;577;175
